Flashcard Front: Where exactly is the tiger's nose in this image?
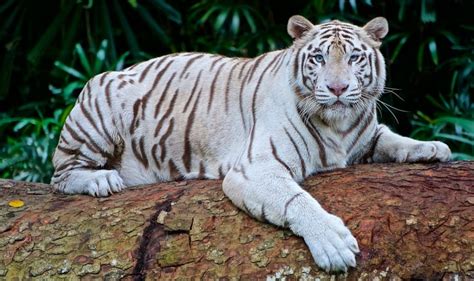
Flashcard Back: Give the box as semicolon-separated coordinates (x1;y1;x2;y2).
327;83;349;97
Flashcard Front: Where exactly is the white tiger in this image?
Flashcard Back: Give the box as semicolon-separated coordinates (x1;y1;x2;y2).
51;16;451;272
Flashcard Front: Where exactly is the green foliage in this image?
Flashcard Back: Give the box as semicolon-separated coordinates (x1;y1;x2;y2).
0;0;472;182
187;1;290;56
0;110;64;182
0;0;181;101
410;29;474;160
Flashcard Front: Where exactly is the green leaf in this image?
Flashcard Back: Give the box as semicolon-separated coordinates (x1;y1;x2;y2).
267;37;277;51
434;133;474;146
150;0;182;24
434;116;474;132
113;1;140;57
137;5;170;44
390;35;408;63
214;8;230;32
241;9;257;33
417;41;426;72
450;71;459;94
114;51;130;71
128;0;138;8
348;0;358;13
230;10;240;35
60;105;75;124
338;0;345;12
62;81;86;100
0;117;23;127
451;152;474;161
1;3;20;35
27;2;74;66
197;6;219;25
421;0;436;23
54;61;88;81
75;43;92;74
0;38;17;100
13;119;36;132
398;0;407;21
428;38;438;65
0;0;15;14
94;40;108;74
439;30;460;45
100;0;117;62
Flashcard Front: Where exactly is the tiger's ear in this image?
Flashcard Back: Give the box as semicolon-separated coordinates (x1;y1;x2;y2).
287;15;314;40
363;17;389;41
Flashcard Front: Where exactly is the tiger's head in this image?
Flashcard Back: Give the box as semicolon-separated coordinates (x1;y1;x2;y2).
287;15;388;122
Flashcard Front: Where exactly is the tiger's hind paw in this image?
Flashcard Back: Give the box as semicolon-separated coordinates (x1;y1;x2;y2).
56;169;126;197
84;170;126;197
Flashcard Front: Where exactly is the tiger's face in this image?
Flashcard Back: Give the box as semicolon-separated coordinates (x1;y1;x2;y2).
288;16;388;122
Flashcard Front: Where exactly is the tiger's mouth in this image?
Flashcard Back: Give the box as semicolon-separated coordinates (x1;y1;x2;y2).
317;94;360;108
323;101;354;111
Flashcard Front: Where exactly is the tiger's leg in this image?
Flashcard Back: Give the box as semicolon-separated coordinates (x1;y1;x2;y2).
223;161;359;272
51;90;126;197
370;124;451;163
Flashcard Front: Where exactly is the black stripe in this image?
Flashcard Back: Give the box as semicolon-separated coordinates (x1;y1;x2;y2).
142;60;174;120
305;120;328;167
159;118;175;162
247;55;281;163
373;47;380;78
224;62;239;113
293;48;301;80
105;79;113;108
151;144;161;169
208;62;227;113
152;69;176;119
182;70;203;113
99;72;111;86
94;98;114;144
138;60;158;82
182;90;202;172
154;90;178;137
180;54;204;79
270;137;295;178
347;108;375;155
287;113;310;157
79;101;109;144
283;193;303;219
284;127;306;177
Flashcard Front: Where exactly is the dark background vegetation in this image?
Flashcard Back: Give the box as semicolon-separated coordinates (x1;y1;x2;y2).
0;0;472;182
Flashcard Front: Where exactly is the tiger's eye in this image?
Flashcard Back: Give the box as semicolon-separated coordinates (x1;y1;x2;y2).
349;54;360;62
315;54;324;63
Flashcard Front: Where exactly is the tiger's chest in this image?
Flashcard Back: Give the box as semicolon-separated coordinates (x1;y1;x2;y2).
304;114;377;171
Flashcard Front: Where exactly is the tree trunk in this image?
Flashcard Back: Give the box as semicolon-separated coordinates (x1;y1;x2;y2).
0;162;473;280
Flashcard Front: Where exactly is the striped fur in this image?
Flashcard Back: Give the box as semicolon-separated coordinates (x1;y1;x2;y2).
51;16;451;272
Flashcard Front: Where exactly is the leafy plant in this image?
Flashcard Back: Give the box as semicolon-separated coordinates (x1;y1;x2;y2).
0;0;180;106
0;110;64;182
410;25;473;160
411;98;473;160
187;0;290;56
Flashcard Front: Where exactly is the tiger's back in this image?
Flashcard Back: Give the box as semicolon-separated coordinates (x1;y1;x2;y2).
52;50;292;193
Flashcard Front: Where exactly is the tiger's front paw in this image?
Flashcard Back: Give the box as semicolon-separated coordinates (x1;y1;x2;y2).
396;141;451;163
295;213;359;272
